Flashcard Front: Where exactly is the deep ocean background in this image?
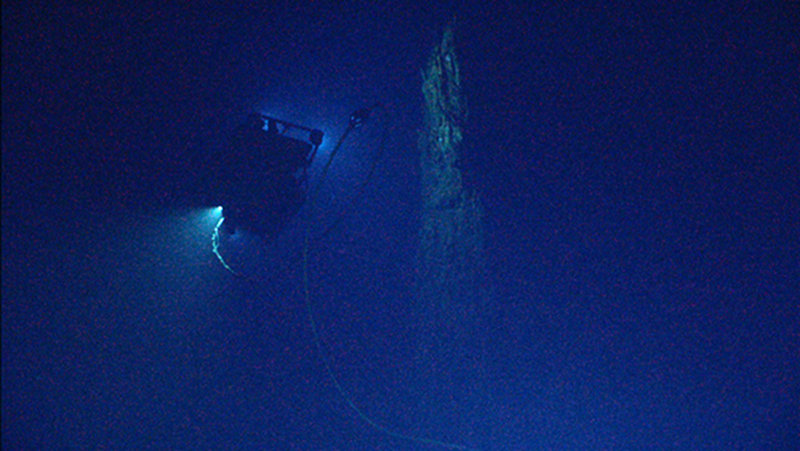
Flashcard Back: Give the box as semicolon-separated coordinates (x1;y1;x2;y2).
3;1;798;449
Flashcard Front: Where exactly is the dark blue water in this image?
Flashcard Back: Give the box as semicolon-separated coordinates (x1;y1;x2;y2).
3;2;798;449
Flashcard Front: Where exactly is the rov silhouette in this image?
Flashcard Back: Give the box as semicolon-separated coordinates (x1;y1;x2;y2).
211;106;377;251
216;113;323;239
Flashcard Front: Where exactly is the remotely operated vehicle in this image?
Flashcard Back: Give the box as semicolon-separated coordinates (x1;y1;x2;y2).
214;107;375;243
216;113;323;240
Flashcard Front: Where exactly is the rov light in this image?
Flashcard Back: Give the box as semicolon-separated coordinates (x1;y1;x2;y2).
196;206;224;230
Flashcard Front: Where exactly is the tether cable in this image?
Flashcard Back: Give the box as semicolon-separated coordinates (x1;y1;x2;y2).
301;106;479;450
